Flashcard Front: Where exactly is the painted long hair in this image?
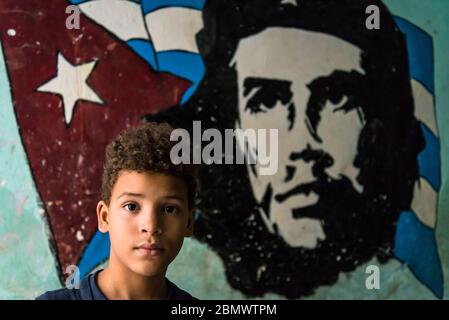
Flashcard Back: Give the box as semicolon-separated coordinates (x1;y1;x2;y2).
148;0;424;298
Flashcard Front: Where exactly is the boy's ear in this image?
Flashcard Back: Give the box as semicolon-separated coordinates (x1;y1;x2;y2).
96;200;110;233
184;209;195;237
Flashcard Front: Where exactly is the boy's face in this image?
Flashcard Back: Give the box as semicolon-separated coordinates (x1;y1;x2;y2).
97;171;194;277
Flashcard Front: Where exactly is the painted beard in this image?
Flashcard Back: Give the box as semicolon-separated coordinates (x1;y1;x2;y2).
194;168;399;298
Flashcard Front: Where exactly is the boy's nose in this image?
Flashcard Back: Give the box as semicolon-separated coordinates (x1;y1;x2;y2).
139;209;162;235
140;222;162;235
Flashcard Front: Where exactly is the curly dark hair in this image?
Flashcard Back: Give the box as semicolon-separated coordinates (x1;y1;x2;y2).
100;122;197;209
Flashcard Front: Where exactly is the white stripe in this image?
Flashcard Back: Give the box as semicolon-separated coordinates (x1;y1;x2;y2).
145;7;203;53
412;178;437;228
411;79;438;136
79;0;150;41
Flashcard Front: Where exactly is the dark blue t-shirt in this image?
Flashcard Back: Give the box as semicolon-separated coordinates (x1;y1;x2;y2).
36;270;197;300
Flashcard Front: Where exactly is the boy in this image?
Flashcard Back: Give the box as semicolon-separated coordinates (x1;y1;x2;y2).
37;122;197;300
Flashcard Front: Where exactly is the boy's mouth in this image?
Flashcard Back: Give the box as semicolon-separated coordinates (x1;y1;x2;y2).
135;243;165;257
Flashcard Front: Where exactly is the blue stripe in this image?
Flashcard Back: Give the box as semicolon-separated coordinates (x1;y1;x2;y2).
418;123;441;190
394;211;444;299
127;39;158;71
68;0;141;6
68;0;95;4
157;50;205;104
78;231;110;278
394;16;434;94
393;17;442;299
142;0;205;14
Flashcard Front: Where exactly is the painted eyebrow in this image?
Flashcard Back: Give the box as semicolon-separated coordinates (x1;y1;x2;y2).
243;77;292;97
306;70;365;90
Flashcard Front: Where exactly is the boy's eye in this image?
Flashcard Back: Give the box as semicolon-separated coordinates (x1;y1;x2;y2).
163;205;178;214
124;203;139;212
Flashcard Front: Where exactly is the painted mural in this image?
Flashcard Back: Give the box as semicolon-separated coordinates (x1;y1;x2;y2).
0;0;447;299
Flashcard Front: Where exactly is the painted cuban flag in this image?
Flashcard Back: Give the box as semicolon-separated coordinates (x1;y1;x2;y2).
0;0;189;281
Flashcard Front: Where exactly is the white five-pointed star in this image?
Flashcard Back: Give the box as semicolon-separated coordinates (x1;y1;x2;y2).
37;52;104;125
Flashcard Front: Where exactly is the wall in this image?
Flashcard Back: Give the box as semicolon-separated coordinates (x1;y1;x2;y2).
0;0;448;299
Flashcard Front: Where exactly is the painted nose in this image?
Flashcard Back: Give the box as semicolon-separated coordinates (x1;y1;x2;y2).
289;143;334;175
282;114;323;182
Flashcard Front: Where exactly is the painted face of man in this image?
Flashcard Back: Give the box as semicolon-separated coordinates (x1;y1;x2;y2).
232;27;367;248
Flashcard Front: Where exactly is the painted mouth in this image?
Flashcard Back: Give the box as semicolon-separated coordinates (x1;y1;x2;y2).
274;181;319;203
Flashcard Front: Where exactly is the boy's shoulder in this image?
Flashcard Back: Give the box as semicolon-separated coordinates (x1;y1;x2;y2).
36;270;198;300
35;287;81;300
35;271;103;300
167;279;198;300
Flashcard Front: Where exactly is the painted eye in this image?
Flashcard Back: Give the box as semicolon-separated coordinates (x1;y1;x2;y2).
243;79;293;115
124;203;138;212
331;94;348;110
164;205;177;214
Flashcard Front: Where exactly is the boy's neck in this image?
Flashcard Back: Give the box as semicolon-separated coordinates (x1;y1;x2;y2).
97;254;168;300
